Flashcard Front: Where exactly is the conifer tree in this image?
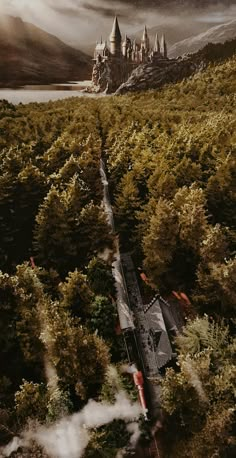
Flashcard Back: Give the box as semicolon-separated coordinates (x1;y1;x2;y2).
0;271;29;389
40;300;110;400
51;155;85;191
87;257;115;297
207;149;236;228
76;147;103;204
34;186;75;274
115;172;141;246
72;202;112;265
143;198;179;284
15;264;46;368
173;184;208;253
59;269;93;321
89;296;117;343
43;133;80;175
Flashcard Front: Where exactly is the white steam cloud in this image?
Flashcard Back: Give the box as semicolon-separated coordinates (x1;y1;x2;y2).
1;393;142;458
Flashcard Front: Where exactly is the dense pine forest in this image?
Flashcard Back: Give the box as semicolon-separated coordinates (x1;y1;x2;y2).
0;53;236;457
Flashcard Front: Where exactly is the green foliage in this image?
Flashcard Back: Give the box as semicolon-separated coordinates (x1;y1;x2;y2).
142;198;179;285
103;73;236;307
15;380;73;426
114;172;141;246
46;387;72;423
85;420;131;458
0;51;236;453
74;202;112;263
15;271;45;368
34;185;75;274
89;296;117;343
174;185;208;252
207;150;236;228
87;258;115;297
161;316;236;457
59;269;93;320
0;271;29;387
85;366;136;457
0;147;48;270
39;300;110;400
34;180;112;275
175;315;230;356
15;380;48;424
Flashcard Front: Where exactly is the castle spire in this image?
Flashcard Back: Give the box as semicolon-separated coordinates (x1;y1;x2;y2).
110;16;122;56
122;33;128;58
141;25;149;52
110;16;122;41
142;25;148;41
160;34;167;58
154;33;160;53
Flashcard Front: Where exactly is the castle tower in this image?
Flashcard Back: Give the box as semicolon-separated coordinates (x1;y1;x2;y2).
122;34;128;58
160;34;167;58
154;33;160;53
141;25;150;52
110;16;122;56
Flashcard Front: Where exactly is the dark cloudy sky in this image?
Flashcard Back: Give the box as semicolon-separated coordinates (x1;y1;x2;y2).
1;1;236;49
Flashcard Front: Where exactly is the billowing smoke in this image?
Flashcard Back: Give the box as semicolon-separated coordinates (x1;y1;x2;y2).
1;392;142;458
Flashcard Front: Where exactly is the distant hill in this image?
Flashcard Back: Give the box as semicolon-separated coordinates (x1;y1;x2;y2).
116;38;236;94
0;16;92;87
169;19;236;57
134;20;221;48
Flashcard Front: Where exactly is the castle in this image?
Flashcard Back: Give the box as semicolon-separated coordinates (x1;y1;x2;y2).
92;16;168;92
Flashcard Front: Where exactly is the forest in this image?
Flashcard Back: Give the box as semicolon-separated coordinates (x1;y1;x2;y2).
0;52;235;457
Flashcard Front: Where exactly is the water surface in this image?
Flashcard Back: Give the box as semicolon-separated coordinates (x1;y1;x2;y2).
0;82;103;104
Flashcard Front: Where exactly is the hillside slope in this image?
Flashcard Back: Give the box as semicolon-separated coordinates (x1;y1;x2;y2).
169;19;236;57
134;19;221;48
116;38;236;94
0;16;92;87
0;51;235;457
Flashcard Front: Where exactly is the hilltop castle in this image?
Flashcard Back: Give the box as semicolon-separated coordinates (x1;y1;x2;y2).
92;16;168;93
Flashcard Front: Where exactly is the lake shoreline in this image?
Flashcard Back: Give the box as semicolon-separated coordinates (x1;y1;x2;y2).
0;82;106;105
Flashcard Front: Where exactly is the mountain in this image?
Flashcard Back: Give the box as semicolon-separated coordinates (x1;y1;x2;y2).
134;20;222;48
0;16;92;87
94;0;235;9
169;19;236;57
116;38;236;94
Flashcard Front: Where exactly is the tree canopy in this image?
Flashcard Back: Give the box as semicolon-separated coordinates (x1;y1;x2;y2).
0;51;236;456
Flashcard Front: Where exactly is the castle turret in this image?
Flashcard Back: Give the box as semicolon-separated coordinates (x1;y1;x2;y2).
94;37;110;62
154;33;160;53
122;34;128;58
110;16;122;56
160;34;167;58
141;25;150;52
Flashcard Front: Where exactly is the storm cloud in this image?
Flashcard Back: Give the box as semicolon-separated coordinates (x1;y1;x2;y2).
0;0;236;51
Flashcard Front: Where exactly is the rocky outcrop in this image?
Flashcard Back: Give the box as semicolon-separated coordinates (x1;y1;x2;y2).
116;38;236;95
116;57;200;94
90;61;113;93
90;59;138;94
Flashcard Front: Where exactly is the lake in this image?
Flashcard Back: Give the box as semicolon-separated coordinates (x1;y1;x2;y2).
0;82;104;104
